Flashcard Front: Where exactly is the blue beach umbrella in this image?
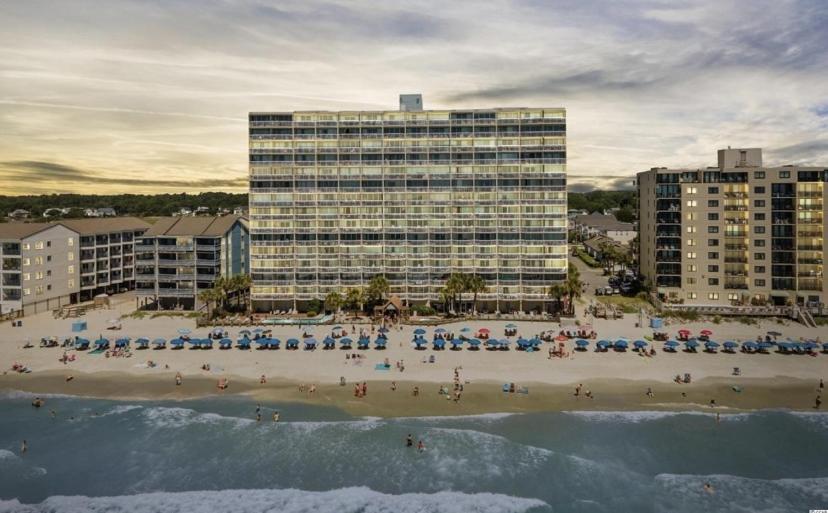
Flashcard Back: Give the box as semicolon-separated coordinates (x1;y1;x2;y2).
433;339;446;349
705;341;720;348
286;338;299;349
460;327;471;333
238;329;251;336
742;341;758;350
219;338;233;349
597;339;610;348
499;338;511;347
170;337;185;348
664;340;679;348
505;323;517;329
803;342;818;351
434;328;447;334
323;336;336;348
375;338;387;348
413;328;426;335
201;338;214;348
467;338;481;347
633;340;648;349
758;342;773;351
75;338;90;349
414;338;428;348
529;337;542;346
358;337;371;349
685;340;699;349
236;338;251;348
135;338;150;349
723;341;738;350
450;338;464;349
304;338;317;348
575;339;589;347
486;339;501;348
340;337;353;348
94;337;109;348
255;338;269;347
614;339;629;349
115;338;130;348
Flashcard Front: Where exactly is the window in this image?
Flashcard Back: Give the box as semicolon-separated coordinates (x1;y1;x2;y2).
686;212;697;221
687;292;697;299
754;239;765;247
708;252;720;259
46;284;51;291
708;226;719;233
35;285;43;295
46;270;51;277
707;213;719;221
708;293;719;300
708;200;719;207
754;213;765;221
707;187;719;194
68;265;74;274
687;252;697;259
708;264;719;272
686;187;697;194
754;186;765;194
687;265;697;272
35;271;43;280
34;256;43;265
754;199;765;207
46;255;52;262
708;239;719;247
728;293;739;301
22;273;30;281
34;241;44;250
708;278;719;285
754;252;765;260
755;265;765;273
754;279;766;286
68;253;74;261
68;237;74;247
686;200;697;207
687;239;696;246
46;241;51;248
754;226;765;234
754;171;765;179
22;243;30;250
68;279;75;288
687;226;697;233
23;288;30;296
779;170;790;178
22;258;30;266
686;277;697;285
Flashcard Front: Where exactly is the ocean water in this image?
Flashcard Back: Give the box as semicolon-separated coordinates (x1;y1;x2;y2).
1;392;827;513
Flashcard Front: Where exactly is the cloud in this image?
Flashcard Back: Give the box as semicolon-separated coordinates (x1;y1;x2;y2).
0;160;246;190
0;0;826;195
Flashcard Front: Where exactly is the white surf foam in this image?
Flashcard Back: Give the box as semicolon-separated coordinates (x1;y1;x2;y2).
141;406;255;429
391;412;520;423
563;410;715;423
99;404;144;417
788;411;828;430
0;449;19;460
0;486;549;513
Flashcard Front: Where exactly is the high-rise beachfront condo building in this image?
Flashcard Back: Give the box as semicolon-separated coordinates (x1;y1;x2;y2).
638;148;827;318
249;95;567;313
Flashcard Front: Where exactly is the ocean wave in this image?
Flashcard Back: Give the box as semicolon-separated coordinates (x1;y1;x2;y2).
0;390;77;400
0;487;549;513
141;406;256;429
562;410;715;423
98;404;144;417
654;473;828;512
788;411;828;430
0;449;18;460
390;412;519;423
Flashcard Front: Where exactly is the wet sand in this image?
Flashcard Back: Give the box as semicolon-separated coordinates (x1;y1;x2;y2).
3;370;823;418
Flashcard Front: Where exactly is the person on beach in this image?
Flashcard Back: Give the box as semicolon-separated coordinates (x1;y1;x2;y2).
273;411;280;422
585;390;593;399
716;412;720;424
816;395;822;410
256;404;261;417
417;440;425;452
175;372;182;386
391;381;397;391
704;483;715;494
406;434;413;447
709;399;716;407
820;378;824;390
413;386;419;397
260;375;267;384
256;412;261;422
646;387;654;398
21;440;27;454
574;384;582;397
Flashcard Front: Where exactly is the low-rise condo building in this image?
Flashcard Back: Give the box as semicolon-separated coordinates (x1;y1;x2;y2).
638;148;826;314
135;216;249;309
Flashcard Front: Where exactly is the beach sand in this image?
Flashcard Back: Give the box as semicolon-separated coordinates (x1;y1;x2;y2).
2;292;825;416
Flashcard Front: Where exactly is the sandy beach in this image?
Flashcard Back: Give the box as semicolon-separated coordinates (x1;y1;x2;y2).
2;292;826;415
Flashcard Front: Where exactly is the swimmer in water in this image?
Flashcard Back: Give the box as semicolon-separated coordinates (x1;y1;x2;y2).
704;482;714;494
417;440;425;452
272;411;280;422
406;434;413;447
21;440;27;454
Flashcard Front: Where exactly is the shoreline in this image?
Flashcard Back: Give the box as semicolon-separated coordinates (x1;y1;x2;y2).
2;370;823;418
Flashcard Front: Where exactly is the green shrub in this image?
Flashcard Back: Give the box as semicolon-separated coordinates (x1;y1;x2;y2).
307;310;317;317
412;305;436;316
575;248;600;268
712;315;722;324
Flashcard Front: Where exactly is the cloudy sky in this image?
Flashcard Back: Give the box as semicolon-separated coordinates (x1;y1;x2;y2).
0;0;826;195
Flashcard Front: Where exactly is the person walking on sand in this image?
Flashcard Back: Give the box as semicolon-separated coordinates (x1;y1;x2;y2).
175;372;182;386
816;395;822;410
646;387;654;398
391;381;397;391
820;378;824;390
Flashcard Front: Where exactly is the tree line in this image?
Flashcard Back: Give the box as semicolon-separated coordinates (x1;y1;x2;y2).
0;192;247;219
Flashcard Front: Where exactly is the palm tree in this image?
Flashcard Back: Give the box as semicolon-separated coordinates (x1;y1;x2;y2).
324;291;343;313
467;274;487;314
564;262;583;315
198;287;221;317
446;273;466;314
345;287;365;316
548;283;567;314
366;275;390;307
235;274;252;311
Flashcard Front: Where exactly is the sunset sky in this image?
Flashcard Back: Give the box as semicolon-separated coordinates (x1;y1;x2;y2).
0;0;826;195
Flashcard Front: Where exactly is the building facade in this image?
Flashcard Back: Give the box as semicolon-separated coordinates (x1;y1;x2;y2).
571;213;636;244
248;96;567;313
135;216;249;309
59;218;150;300
638;148;826;311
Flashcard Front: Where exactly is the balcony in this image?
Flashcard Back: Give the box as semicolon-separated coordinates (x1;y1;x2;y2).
157;244;194;252
157;289;195;297
724;257;748;263
725;244;748;251
798;245;823;251
158;274;194;282
2;258;21;271
798;258;824;265
797;230;823;237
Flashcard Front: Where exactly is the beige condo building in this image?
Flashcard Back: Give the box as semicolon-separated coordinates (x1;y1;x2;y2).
638;148;826;314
